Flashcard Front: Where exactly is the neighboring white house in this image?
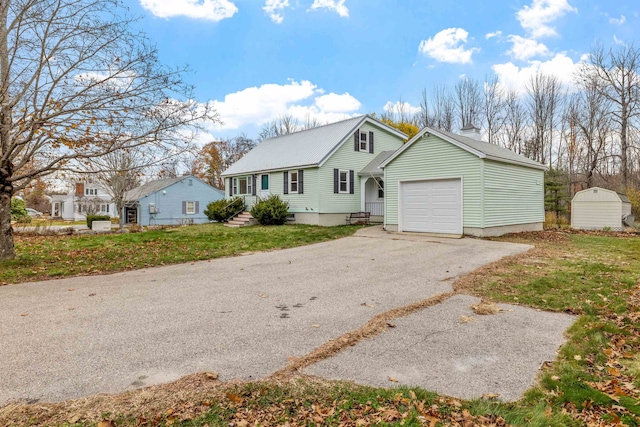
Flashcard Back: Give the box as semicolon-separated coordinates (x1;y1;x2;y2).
51;182;117;221
571;187;633;230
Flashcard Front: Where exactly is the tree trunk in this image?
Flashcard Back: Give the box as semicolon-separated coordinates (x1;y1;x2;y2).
0;165;15;261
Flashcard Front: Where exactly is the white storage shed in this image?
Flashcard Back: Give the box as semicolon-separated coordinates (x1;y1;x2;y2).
571;187;633;230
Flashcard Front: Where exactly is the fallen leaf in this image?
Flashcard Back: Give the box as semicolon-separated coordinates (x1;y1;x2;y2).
258;293;269;298
459;315;474;323
97;421;116;427
386;322;396;328
20;313;28;317
388;376;398;382
226;392;243;404
205;372;219;380
311;324;320;328
68;288;74;291
574;355;582;361
608;367;621;377
360;302;375;308
88;293;96;297
481;393;500;399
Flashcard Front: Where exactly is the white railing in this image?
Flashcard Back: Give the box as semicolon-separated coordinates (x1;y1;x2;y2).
365;202;383;216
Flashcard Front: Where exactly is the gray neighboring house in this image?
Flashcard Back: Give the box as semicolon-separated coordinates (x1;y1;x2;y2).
123;175;224;226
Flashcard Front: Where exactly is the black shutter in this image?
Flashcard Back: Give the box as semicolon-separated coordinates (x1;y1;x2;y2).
349;170;354;194
227;177;231;197
333;169;339;193
354;130;359;152
369;131;374;154
283;171;289;194
182;201;186;214
195;201;200;214
252;175;256;196
298;170;304;194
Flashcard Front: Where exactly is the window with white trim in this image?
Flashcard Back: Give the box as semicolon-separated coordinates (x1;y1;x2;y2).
236;176;252;195
289;171;298;193
186;201;195;214
377;179;384;199
339;170;349;193
85;188;97;196
359;131;368;152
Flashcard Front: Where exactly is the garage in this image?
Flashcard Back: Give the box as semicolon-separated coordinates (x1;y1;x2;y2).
381;126;547;237
400;179;462;234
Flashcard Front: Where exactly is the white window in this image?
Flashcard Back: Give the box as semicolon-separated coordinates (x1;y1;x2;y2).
359;131;368;152
289;171;298;193
237;176;252;195
339;170;349;193
233;178;238;195
85;188;97;196
186;201;195;214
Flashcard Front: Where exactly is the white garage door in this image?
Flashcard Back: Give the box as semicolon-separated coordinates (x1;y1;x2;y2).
400;179;462;234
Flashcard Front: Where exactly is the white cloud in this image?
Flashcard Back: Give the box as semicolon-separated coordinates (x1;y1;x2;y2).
492;53;583;94
613;35;626;46
263;0;289;24
485;31;503;39
418;28;479;64
309;0;349;17
516;0;577;38
610;14;626;25
209;80;361;131
383;101;421;116
507;35;550;60
139;0;238;21
315;93;361;112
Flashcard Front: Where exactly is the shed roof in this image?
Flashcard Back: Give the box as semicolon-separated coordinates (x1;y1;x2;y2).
381;126;548;170
359;151;395;176
221;115;407;176
572;187;631;204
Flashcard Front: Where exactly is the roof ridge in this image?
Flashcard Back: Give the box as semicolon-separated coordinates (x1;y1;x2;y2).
259;114;365;143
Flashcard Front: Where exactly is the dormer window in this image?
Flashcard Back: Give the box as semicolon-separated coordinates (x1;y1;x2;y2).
359;131;368;152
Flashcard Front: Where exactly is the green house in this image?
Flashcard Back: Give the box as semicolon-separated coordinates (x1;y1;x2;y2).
221;115;408;226
222;118;547;236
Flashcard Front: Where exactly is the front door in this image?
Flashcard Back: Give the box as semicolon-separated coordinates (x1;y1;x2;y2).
260;174;270;198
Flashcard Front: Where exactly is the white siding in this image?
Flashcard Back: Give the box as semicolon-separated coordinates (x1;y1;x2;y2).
571;188;623;229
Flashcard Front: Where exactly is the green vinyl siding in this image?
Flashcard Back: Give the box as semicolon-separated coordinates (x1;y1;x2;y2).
384;134;483;227
318;122;404;213
269;168;320;213
482;160;544;226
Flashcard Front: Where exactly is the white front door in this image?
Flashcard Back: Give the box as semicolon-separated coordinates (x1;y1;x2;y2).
400;178;462;234
259;174;270;198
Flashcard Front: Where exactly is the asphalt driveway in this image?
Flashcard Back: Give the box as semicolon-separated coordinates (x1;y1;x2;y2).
0;228;532;405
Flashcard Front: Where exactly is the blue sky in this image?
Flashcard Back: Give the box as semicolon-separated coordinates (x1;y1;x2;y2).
123;0;639;141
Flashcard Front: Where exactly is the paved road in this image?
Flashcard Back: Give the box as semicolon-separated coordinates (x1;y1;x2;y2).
0;229;530;405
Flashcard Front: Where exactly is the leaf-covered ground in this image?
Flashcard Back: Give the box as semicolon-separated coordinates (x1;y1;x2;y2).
1;230;639;426
0;224;361;285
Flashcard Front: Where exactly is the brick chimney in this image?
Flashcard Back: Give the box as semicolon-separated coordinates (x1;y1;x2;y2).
75;182;85;197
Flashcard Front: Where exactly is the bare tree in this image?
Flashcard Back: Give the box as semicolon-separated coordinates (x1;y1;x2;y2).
501;89;529;153
578;44;640;188
455;78;482;129
416;88;435;129
525;72;563;165
482;75;505;144
259;114;302;140
0;0;218;260
192;134;256;189
431;84;455;132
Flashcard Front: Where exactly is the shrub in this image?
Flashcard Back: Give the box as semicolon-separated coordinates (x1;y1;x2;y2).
86;214;111;228
204;197;246;222
11;198;30;222
251;195;290;225
544;211;569;229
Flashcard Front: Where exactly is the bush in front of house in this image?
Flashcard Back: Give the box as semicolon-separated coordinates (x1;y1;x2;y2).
86;215;111;228
251;194;290;225
11;198;31;223
204;196;246;222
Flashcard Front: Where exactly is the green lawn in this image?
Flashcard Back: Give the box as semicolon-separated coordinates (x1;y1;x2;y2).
0;223;361;285
1;231;639;427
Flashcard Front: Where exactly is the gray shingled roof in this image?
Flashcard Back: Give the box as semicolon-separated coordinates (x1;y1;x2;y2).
359;151;395;176
221;115;407;176
124;176;186;201
382;127;547;170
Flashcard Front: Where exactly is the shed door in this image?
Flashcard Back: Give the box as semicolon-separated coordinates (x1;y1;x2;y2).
400;179;462;234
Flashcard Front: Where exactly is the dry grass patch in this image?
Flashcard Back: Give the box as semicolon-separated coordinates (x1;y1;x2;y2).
471;300;501;315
